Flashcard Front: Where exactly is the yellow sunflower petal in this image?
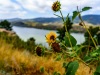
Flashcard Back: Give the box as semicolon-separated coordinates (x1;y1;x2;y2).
45;31;57;44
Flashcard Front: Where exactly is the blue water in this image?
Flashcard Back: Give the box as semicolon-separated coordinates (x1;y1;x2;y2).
12;26;85;46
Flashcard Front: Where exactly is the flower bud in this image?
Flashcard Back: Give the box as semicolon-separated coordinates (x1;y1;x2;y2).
79;22;83;26
52;1;61;12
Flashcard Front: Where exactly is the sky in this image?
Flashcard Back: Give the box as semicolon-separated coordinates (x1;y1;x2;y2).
0;0;100;19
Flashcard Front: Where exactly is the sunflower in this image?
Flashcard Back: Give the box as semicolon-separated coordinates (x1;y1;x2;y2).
52;1;61;12
45;31;57;45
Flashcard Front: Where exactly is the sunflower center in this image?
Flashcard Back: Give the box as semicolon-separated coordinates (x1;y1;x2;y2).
50;35;55;40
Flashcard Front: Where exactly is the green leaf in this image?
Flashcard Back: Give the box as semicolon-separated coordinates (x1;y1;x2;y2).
69;52;77;57
63;62;68;68
40;66;45;73
95;48;100;55
53;71;60;75
56;55;61;61
94;72;100;75
65;61;79;75
95;65;100;73
90;48;100;58
64;33;77;47
94;65;100;75
83;56;92;62
91;52;99;57
82;7;92;12
72;11;79;21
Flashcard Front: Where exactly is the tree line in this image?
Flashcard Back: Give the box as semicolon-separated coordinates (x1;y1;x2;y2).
0;20;12;30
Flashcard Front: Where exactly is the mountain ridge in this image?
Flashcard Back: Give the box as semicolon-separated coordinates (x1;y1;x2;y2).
0;14;100;25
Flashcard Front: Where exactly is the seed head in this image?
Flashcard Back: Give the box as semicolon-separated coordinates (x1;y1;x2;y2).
52;42;60;52
36;47;42;56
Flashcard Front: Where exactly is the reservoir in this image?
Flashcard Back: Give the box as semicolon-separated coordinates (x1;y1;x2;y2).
12;26;85;46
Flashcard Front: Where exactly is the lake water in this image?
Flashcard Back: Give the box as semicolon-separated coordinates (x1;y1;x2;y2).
12;26;85;46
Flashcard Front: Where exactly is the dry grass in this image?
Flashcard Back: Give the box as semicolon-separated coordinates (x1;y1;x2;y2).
0;40;65;75
76;62;94;75
0;39;95;75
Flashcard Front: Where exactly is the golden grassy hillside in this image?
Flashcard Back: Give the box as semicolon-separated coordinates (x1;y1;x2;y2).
0;38;95;75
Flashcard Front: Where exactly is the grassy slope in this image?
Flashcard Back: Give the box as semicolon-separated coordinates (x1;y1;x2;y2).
0;39;95;75
0;39;65;75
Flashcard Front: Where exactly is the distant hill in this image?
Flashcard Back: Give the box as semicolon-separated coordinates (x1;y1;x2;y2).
7;18;22;22
0;18;22;22
74;15;100;25
31;14;100;25
0;14;100;26
11;21;29;27
0;14;100;32
32;17;61;23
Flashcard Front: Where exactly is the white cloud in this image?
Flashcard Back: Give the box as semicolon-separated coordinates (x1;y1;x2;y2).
0;0;27;19
0;0;21;11
0;10;27;19
60;0;100;14
16;0;53;13
0;0;100;19
15;0;100;14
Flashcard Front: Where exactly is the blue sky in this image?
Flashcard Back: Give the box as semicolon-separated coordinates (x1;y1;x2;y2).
0;0;100;19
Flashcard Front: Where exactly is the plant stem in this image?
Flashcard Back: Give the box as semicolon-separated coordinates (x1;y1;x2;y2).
78;14;97;48
77;57;89;66
59;10;73;49
60;10;64;22
59;10;89;68
60;42;68;50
